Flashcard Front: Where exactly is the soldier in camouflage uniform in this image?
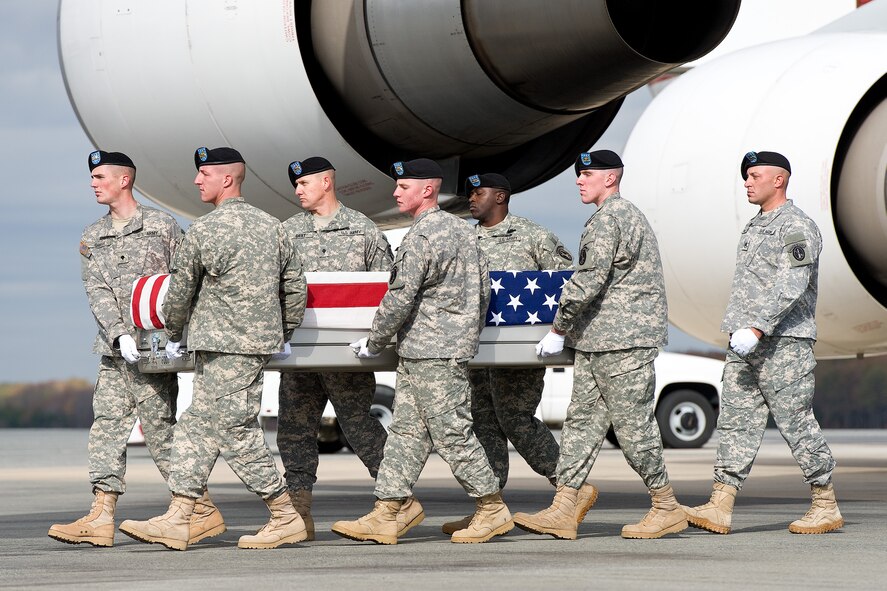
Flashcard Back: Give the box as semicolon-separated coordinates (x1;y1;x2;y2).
683;151;842;536
440;172;586;535
48;150;186;548
332;159;513;545
515;150;687;540
277;156;403;540
119;147;309;551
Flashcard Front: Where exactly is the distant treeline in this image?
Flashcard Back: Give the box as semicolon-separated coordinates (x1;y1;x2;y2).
1;355;885;428
0;380;95;428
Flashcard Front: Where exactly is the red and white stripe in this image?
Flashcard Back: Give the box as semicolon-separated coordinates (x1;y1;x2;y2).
302;272;388;329
130;271;390;331
130;273;170;330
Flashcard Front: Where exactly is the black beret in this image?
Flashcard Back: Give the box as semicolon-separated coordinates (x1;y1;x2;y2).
288;157;335;186
390;158;443;180
741;151;791;180
574;149;624;175
194;146;245;169
465;173;511;196
88;150;135;172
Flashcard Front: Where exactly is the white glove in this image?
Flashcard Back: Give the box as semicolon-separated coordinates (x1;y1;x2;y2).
118;334;141;364
165;340;183;359
535;331;566;357
271;342;292;361
350;337;380;359
730;328;760;357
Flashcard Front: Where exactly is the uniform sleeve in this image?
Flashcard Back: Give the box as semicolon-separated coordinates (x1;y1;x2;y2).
366;226;395;272
80;238;128;347
536;231;574;271
553;215;619;333
749;222;820;335
367;235;431;353
279;227;307;341
478;249;491;332
166;218;185;268
162;229;202;343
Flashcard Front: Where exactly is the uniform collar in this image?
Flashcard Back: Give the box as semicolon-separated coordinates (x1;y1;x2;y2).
100;203;144;238
414;206;441;225
754;199;792;226
585;191;620;225
217;196;246;208
320;204;352;231
476;213;513;235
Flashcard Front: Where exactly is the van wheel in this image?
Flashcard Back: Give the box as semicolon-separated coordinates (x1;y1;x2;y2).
656;389;716;448
344;385;395;452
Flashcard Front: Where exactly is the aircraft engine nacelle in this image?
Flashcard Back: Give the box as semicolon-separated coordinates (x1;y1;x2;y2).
58;0;738;226
623;32;887;358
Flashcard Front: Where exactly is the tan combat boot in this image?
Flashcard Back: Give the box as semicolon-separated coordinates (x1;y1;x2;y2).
789;483;844;534
513;485;580;540
441;514;473;535
397;496;425;538
682;482;737;534
576;482;599;524
48;490;118;547
238;491;308;549
621;484;688;539
331;499;401;545
289;489;315;541
119;495;196;551
451;492;514;543
188;489;226;544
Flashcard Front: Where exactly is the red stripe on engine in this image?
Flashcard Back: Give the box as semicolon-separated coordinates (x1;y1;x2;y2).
131;275;150;329
148;274;169;328
307;282;388;308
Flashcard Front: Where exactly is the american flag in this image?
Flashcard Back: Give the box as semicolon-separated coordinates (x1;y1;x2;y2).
486;270;573;326
131;270;574;330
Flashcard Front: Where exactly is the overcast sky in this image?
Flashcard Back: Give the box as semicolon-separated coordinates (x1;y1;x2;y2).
4;1;853;383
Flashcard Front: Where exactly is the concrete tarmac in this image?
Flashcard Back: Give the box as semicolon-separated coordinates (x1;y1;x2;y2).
1;429;885;590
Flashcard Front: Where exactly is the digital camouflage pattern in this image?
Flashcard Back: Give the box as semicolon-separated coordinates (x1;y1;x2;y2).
475;213;573;271
80;204;182;493
367;206;498;500
553;193;668;352
557;348;668;490
553;192;670;491
278;363;386;491
167;352;285;499
714;339;835;490
279;204;391;492
89;356;177;494
469;367;557;489
163;197;306;353
282;204;393;273
722;200;821;338
163;197;304;500
81;204;182;355
716;201;834;490
367;207;490;359
469;213;570;488
374;358;500;500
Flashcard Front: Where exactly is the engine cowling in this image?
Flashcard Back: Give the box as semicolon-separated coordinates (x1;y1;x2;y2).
623;32;887;357
58;0;739;226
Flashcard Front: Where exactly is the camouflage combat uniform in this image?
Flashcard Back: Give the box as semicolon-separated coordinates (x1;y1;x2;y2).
279;205;392;491
469;214;573;488
716;199;835;489
162;197;306;499
553;193;670;490
367;207;499;500
80;204;182;494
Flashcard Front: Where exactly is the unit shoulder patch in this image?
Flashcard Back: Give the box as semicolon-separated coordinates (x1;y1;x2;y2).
784;232;812;267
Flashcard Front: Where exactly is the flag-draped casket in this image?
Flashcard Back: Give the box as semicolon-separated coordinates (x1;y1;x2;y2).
132;271;575;371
